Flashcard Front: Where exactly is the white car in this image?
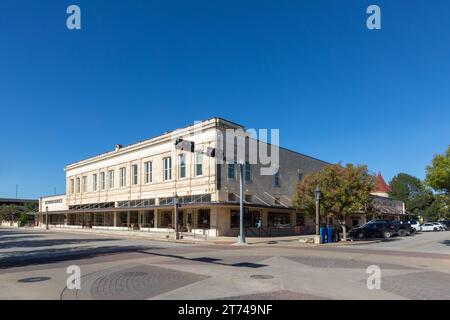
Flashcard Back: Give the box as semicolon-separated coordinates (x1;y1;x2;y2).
407;220;422;232
435;222;447;231
421;223;440;231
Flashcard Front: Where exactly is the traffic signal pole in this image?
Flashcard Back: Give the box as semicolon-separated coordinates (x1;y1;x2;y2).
238;162;246;244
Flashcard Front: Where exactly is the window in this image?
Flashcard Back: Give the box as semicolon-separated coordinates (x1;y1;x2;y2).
163;157;172;181
245;161;251;181
197;209;210;228
245;194;252;203
132;164;138;185
92;174;97;191
144;161;152;183
76;177;80;193
119;167;126;187
82;176;88;193
100;172;106;190
108;170;114;189
274;171;280;187
179;154;186;179
268;212;291;227
298;172;303;181
227;163;235;179
296;213;305;226
196;152;203;176
230;209;261;229
70;179;74;194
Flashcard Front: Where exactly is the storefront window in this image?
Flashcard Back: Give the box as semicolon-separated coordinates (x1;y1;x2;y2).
143;211;154;227
230;209;261;229
197;209;210;228
160;211;172;227
268;212;291;228
296;213;305;226
119;212;127;226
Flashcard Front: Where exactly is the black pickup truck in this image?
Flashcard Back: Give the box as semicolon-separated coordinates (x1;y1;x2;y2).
349;220;414;239
374;220;414;237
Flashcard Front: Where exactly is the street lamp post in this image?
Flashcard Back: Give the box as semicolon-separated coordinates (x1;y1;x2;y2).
314;186;322;235
45;206;49;230
174;194;180;240
237;162;246;244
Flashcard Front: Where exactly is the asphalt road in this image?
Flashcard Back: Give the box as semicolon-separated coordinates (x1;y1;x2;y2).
0;227;449;300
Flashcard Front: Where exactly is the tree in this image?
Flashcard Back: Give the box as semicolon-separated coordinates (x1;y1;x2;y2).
389;173;434;215
0;202;38;226
0;204;17;225
293;163;375;241
426;146;450;194
423;195;450;221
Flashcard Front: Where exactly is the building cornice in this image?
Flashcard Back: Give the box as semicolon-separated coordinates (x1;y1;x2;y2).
65;118;231;171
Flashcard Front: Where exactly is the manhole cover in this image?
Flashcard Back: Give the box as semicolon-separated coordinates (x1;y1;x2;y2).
18;277;51;283
251;274;274;279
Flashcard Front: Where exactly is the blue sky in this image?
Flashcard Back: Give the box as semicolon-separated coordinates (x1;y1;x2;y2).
0;0;449;199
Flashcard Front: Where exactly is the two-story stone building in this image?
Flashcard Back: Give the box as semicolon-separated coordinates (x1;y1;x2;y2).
39;118;328;237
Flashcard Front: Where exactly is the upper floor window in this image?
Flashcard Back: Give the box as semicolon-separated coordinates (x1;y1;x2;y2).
179;154;186;179
83;176;88;193
245;161;251;181
108;170;114;189
196;152;203;176
119;167;126;187
227;163;235;179
93;174;98;192
298;171;303;181
76;177;80;193
70;179;74;194
100;172;106;190
144;161;152;183
274;171;280;187
163;157;172;181
132;164;138;186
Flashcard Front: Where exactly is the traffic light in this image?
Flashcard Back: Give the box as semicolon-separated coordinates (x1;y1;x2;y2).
175;138;195;152
206;147;216;158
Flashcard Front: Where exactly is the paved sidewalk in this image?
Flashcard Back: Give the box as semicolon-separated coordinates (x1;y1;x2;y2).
10;226;382;247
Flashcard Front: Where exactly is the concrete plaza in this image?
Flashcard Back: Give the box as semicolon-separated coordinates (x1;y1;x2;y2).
0;227;449;300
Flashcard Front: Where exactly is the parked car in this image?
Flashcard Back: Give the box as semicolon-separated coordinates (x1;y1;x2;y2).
436;222;448;231
432;222;445;231
440;221;450;228
349;221;397;239
367;219;413;237
421;223;440;231
406;220;421;232
392;220;416;236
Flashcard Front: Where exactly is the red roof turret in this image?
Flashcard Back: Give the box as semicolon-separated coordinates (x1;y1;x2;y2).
373;172;390;193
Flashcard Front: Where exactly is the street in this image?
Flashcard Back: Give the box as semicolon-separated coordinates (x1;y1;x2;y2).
0;227;449;300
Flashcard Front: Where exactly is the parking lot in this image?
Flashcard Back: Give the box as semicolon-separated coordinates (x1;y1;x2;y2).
345;229;450;255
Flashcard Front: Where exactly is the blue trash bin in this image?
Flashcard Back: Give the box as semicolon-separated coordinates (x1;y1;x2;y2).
327;227;334;243
320;227;327;243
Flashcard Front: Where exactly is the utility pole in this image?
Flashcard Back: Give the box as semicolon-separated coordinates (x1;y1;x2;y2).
46;206;49;230
238;162;246;244
315;186;321;236
174;194;180;240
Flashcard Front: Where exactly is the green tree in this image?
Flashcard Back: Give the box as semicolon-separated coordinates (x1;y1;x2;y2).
293;163;375;241
0;204;17;224
389;173;434;216
426;146;450;194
